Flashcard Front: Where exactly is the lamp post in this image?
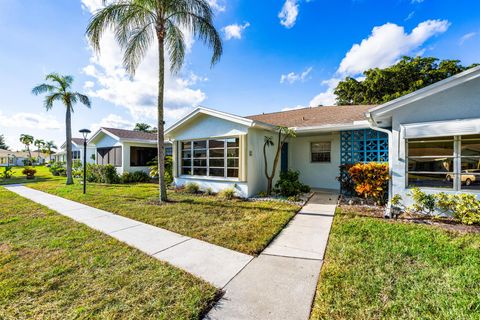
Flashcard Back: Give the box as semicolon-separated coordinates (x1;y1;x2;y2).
79;129;91;194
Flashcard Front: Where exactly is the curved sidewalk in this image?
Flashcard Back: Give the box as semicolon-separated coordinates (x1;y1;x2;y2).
3;185;252;288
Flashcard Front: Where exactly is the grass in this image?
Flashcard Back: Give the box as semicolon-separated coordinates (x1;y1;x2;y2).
0;165;61;185
0;187;218;319
5;166;299;255
310;208;480;320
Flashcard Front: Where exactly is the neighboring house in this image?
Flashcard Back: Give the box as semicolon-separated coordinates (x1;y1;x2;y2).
87;127;172;174
165;66;480;203
53;138;96;165
0;149;48;166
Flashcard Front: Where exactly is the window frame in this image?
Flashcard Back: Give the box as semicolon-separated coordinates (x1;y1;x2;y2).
180;137;240;180
130;146;157;167
406;135;480;191
96;146;122;167
310;141;332;163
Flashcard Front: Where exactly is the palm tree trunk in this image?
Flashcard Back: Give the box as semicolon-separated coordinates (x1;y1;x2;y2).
157;32;167;202
65;106;73;185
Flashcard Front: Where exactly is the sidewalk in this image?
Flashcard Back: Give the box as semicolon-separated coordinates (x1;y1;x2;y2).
3;185;252;288
206;190;338;320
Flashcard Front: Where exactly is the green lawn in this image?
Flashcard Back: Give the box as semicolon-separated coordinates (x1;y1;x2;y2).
0;188;218;319
0;165;61;185
310;208;480;320
5;166;299;255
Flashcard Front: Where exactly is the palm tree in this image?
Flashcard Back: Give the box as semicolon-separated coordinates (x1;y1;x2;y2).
134;122;153;132
19;134;34;159
32;74;91;185
86;0;222;202
45;141;57;162
34;139;45;161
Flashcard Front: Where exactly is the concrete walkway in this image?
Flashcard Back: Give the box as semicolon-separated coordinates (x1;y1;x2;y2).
3;185;252;288
206;190;338;320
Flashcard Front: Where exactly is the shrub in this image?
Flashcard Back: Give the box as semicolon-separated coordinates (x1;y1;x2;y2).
49;162;66;176
22;167;36;179
337;164;355;196
184;182;200;194
348;162;389;203
408;187;436;214
435;192;480;225
219;188;236;200
1;166;13;179
204;187;214;195
274;170;311;197
120;171;151;183
86;164;119;184
148;156;173;185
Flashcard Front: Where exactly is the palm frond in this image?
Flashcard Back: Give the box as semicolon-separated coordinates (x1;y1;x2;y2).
165;21;186;73
45;73;68;90
32;84;56;95
43;93;63;111
122;24;155;75
75;93;92;108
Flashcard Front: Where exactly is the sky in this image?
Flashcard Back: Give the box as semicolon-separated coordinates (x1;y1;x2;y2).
1;0;479;151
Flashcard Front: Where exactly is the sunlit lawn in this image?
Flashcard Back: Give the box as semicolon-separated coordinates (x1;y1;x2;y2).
310;208;480;320
0;165;61;185
3;166;299;255
0;188;218;319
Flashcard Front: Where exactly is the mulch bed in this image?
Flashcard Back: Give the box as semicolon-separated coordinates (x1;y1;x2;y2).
339;195;480;234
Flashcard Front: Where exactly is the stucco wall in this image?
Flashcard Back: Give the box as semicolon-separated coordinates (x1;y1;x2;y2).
172;114;248;141
289;132;341;190
389;77;480;205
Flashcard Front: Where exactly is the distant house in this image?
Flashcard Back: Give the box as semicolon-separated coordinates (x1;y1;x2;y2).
87;127;172;174
0;149;48;167
54;138;96;165
165;66;480;204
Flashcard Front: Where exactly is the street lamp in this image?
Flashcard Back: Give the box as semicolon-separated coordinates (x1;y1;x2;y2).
79;129;91;194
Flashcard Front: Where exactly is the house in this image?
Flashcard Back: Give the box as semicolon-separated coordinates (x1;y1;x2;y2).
0;149;48;166
53;138;96;165
165;66;480;203
87;127;172;174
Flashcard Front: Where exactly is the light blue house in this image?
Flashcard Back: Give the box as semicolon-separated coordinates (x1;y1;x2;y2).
166;66;480;204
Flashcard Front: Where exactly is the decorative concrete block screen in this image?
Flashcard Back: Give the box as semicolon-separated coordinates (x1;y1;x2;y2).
340;129;388;164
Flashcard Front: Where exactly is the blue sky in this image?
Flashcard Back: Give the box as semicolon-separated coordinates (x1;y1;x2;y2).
1;0;479;150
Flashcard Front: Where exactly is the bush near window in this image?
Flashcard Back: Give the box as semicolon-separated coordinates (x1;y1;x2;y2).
408;187;436;214
274;170;311;197
120;171;151;183
86;164;120;184
337;164;355;195
49;161;67;176
184;182;200;194
149;156;173;185
218;188;236;200
435;192;480;225
348;162;389;203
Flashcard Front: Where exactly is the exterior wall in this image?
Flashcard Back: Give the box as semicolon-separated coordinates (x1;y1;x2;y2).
389;77;480;205
171;115;251;197
91;133;124;173
289;132;341;190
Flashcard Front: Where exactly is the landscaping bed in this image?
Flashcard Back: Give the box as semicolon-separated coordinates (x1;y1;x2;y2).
310;207;480;319
0;188;218;319
27;179;300;255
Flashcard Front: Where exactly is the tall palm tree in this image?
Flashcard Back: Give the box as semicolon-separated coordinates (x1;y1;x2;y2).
19;134;34;159
86;0;222;202
45;141;57;162
34;139;45;161
32;74;91;185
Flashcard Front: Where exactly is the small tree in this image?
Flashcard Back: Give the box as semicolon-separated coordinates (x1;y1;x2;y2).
263;126;296;195
0;134;9;150
44;141;57;162
34;139;45;160
19;134;34;159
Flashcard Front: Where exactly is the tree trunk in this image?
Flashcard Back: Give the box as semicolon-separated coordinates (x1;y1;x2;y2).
157;31;167;202
65;106;73;185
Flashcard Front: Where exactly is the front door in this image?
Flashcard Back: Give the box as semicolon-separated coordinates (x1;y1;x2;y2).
281;143;288;173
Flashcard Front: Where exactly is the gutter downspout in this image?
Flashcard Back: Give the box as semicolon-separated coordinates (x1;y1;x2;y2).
365;112;394;219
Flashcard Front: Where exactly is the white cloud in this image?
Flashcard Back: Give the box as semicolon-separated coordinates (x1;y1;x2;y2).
309;20;450;107
459;32;477;45
223;22;250;40
90;114;135;132
80;1;207;126
280;67;313;84
279;0;299;29
207;0;226;12
337;19;450;76
281;105;307;111
0;111;61;130
80;0;103;12
405;11;415;21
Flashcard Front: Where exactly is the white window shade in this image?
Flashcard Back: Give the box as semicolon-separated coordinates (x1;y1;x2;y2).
401;118;480;139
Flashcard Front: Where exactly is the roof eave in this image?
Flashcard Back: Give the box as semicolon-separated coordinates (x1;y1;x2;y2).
292;120;370;133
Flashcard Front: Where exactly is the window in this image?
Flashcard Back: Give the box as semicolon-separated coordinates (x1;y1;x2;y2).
181;137;240;178
407;135;480;190
130;147;157;167
97;147;122;167
72;150;81;160
165;145;173;156
311;142;331;163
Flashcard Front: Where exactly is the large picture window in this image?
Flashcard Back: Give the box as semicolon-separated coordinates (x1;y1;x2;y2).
407;135;480;190
181;137;239;178
97;147;122;167
130;147;157;167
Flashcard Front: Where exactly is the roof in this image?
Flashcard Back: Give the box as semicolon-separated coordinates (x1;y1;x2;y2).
72;138;84;145
0;149;48;158
102;127;157;141
368;65;480;117
246;105;373;128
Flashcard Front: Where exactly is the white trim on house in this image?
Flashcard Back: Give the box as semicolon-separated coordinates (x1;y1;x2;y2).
292;120;370;134
400;118;480;139
368;66;480;117
88;128;122;144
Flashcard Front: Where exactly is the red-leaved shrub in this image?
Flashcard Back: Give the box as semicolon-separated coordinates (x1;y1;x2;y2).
348;162;389;203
